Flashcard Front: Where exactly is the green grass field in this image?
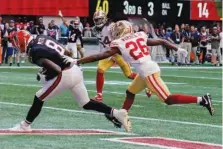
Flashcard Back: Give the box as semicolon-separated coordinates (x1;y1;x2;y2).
0;64;222;149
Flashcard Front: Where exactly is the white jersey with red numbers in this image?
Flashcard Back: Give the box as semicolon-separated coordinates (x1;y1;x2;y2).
110;31;160;77
92;23;113;52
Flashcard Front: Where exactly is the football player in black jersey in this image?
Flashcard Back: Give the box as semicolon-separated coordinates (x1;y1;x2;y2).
8;30;131;132
59;10;84;58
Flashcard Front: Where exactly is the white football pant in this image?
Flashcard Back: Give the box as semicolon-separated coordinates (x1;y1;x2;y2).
36;65;90;107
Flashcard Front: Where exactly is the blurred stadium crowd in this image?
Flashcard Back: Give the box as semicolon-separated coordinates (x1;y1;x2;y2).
0;15;222;66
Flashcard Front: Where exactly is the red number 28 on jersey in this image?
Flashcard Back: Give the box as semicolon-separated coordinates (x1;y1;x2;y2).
125;38;149;60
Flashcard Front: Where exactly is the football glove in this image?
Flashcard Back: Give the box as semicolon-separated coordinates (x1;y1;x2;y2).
62;55;77;65
104;114;122;128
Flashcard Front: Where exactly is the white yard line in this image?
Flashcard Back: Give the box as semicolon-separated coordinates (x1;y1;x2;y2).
0;82;222;103
0;101;221;129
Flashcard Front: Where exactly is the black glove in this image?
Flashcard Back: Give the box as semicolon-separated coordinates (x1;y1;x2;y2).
104;114;122;128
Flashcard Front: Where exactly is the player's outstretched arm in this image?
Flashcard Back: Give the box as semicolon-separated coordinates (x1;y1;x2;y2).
58;10;69;27
77;48;119;64
147;38;188;57
36;58;61;75
147;39;178;51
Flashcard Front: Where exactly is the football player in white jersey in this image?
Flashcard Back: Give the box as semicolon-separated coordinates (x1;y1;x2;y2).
78;20;214;126
91;10;142;102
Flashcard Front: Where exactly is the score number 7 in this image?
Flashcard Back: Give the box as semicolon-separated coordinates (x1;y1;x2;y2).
177;3;183;17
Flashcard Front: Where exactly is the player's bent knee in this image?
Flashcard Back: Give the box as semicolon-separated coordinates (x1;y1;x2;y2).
126;90;135;99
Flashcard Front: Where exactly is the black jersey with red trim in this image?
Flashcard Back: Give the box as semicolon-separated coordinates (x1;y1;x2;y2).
27;35;70;70
68;25;82;43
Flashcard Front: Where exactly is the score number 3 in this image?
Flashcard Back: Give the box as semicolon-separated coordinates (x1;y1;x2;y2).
126;38;149;60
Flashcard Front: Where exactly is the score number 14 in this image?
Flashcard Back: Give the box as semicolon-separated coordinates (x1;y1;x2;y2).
197;2;209;18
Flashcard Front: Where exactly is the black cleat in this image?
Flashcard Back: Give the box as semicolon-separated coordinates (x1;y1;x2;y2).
105;114;122;128
200;93;214;116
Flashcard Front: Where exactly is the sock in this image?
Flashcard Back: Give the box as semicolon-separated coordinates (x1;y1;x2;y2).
165;94;197;105
122;90;135;111
83;99;112;115
25;96;44;124
96;70;104;94
122;98;134;111
128;72;137;80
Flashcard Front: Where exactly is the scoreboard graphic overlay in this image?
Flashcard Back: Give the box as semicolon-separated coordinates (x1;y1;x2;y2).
90;0;222;21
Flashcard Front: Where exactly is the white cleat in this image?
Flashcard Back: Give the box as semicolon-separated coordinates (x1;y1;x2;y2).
9;121;32;132
113;109;131;132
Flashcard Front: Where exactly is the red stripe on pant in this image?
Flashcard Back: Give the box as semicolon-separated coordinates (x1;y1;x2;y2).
152;74;169;98
147;76;166;102
39;73;62;100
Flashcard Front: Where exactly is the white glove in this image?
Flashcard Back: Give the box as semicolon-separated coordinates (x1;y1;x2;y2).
62;55;77;65
177;48;188;57
58;10;63;17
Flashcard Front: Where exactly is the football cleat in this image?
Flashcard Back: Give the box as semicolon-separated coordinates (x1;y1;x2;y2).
145;88;152;98
9;121;32;132
113;109;131;132
200;93;214;116
93;93;103;102
105;114;122;128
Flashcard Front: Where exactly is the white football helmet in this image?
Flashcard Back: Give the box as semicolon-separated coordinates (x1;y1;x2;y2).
93;10;107;28
110;20;133;39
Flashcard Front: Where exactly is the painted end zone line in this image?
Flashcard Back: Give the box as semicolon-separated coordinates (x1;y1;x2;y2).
0;129;135;136
0;101;221;129
101;137;223;149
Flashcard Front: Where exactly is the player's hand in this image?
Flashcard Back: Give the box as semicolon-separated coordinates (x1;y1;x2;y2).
36;68;47;83
58;10;63;17
177;48;188;57
62;55;75;65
